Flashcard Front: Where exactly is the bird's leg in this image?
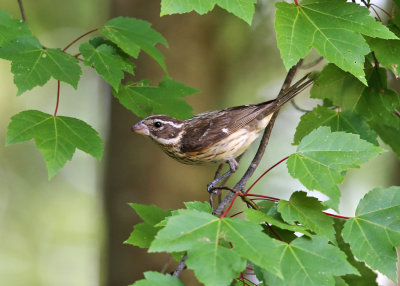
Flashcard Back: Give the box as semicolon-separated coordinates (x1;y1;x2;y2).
207;158;238;193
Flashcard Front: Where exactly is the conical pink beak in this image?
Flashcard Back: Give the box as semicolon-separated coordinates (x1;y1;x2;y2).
131;122;150;136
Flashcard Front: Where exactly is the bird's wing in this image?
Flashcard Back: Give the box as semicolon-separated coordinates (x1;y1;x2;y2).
180;102;273;153
180;74;314;153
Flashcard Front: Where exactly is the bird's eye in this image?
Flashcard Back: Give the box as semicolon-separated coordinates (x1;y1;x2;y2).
154;121;162;128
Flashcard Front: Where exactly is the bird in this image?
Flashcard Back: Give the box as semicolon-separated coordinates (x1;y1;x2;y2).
132;74;314;191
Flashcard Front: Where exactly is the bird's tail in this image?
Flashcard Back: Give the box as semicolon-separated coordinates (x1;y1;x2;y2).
268;73;315;113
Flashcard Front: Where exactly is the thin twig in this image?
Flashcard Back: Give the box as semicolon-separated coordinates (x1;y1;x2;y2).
172;252;187;277
213;60;303;216
62;27;99;52
291;99;311;113
372;51;380;68
370;3;391;17
301;57;323;69
54;81;61;117
17;0;27;23
395;109;400;118
160;256;174;274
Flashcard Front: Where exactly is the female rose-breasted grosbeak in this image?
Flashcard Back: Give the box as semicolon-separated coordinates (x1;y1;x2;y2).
132;75;313;174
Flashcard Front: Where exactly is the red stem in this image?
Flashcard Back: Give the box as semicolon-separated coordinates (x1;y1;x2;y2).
395;109;400;118
294;0;299;5
230;211;243;218
54;80;60;117
62;27;99;52
322;212;350;219
221;193;239;218
245;156;289;195
245;194;279;202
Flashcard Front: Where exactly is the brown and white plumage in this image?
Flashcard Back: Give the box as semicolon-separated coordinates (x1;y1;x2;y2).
132;74;313;171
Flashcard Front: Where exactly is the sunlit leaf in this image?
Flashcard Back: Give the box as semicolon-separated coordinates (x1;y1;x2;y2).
342;186;400;282
0;36;81;95
114;77;198;119
287;127;385;210
101;17;168;73
6;110;102;178
275;0;396;83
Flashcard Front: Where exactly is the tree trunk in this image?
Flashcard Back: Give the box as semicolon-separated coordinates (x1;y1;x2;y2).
103;1;224;285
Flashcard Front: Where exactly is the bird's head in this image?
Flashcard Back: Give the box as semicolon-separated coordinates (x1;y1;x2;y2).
131;115;184;146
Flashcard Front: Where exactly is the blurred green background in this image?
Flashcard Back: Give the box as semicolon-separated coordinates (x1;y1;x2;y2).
0;1;399;285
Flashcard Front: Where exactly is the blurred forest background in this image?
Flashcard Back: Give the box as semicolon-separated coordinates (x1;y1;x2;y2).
0;0;399;285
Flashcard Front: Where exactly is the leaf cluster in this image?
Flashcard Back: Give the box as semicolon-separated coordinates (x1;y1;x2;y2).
128;185;400;286
1;1;400;285
0;10;198;178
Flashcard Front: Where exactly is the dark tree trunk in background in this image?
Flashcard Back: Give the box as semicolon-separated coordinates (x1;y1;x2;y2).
103;1;226;285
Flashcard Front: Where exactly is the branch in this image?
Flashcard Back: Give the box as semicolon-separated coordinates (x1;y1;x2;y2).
213;59;304;215
62;27;99;52
172;252;187;277
301;56;323;69
173;60;305;276
17;0;27;23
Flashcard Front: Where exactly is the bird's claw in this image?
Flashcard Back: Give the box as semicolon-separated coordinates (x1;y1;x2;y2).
207;183;219;194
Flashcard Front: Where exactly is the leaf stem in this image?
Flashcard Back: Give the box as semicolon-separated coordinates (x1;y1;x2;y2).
245;156;289;195
54;80;60;117
322;212;350;219
395;109;400;118
62;27;100;52
221;193;240;218
294;0;299;6
245;194;279;202
17;0;27;23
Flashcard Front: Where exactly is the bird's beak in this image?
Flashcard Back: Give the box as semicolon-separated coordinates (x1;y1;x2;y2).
131;121;150;136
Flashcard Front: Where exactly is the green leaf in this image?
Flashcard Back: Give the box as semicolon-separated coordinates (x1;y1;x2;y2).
310;64;364;110
0;36;81;95
160;0;257;25
186;244;247;286
334;219;378;286
293;106;378;145
368;122;400;159
311;64;400;157
355;67;400;129
287;127;385;210
259;236;358;286
244;208;313;237
275;0;396;84
277;191;336;243
79;37;134;91
125;203;171;248
334;277;349;286
129;203;171;225
101;17;168;73
354;67;400;158
6;110;102;178
131;271;184;286
125;222;159;248
366;37;400;78
184;201;212;213
149;209;283;286
0;9;32;45
113;77;198;119
342;186;400;282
